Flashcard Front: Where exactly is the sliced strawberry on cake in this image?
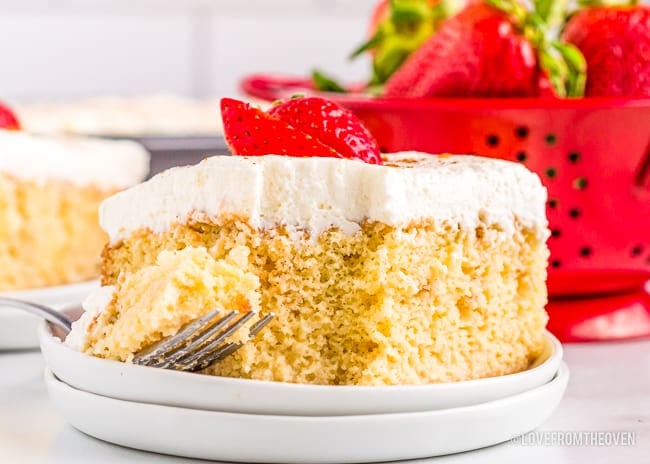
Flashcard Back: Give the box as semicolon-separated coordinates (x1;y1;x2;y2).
221;97;382;165
220;98;341;158
268;97;382;164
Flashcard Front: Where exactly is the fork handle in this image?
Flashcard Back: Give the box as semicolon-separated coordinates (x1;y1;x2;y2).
0;297;72;334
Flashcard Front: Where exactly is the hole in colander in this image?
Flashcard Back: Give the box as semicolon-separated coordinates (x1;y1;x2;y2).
486;134;500;147
551;229;561;238
546;167;558;178
516;151;527;162
548;198;559;209
515;126;529;139
551;259;562;268
573;177;588;190
545;134;557;146
569;208;581;219
379;146;389;153
580;247;592;257
568;151;581;163
632;245;644;257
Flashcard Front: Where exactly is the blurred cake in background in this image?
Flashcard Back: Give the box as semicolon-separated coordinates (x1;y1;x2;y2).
14;95;224;137
0;129;149;290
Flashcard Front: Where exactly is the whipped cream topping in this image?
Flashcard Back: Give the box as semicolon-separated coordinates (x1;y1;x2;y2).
100;152;548;243
65;285;116;350
0;129;150;188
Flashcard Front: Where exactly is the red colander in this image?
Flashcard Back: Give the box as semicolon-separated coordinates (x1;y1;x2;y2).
241;74;650;342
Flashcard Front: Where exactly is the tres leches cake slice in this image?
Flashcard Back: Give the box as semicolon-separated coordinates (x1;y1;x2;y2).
67;97;549;386
0;105;149;290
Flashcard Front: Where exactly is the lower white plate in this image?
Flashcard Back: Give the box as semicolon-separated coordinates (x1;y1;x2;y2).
41;307;563;416
0;281;99;350
45;363;569;463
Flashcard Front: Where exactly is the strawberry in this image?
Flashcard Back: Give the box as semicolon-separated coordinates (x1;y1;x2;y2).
384;0;586;98
0;101;20;130
268;97;383;164
220;97;382;164
221;98;342;158
349;0;454;85
562;3;650;97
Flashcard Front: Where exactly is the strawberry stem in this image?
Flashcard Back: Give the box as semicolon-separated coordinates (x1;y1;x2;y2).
350;0;435;61
551;42;587;97
349;0;461;84
349;31;384;59
312;70;347;93
577;0;638;6
486;0;586;97
535;0;570;31
389;0;433;23
485;0;529;26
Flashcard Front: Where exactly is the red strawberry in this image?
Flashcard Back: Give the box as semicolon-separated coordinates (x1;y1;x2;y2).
221;98;342;158
350;0;449;85
366;0;442;53
221;98;383;165
268;97;383;164
0;101;20;130
384;1;584;98
562;4;650;97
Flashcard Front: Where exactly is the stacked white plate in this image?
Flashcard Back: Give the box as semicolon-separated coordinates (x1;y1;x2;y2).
0;281;99;350
40;308;569;463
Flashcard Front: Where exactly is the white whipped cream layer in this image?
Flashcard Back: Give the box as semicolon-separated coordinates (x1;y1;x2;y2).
65;285;116;350
100;152;548;244
0;129;150;188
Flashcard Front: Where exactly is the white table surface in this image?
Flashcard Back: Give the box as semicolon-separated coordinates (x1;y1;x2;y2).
1;341;649;464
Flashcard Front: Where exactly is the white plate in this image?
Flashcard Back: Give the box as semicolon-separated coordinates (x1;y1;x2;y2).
45;363;569;463
40;309;563;416
0;281;99;350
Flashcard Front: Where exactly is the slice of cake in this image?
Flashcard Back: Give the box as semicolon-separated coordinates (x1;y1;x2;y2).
0;129;149;290
70;151;549;385
67;97;549;386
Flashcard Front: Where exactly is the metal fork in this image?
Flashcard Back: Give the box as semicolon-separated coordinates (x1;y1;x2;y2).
0;297;273;372
131;309;273;371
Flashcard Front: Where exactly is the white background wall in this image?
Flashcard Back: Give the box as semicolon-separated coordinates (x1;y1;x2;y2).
0;0;376;101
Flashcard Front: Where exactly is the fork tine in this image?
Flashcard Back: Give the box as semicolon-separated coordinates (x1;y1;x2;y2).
186;313;275;371
249;313;275;337
132;309;223;366
176;311;256;371
148;311;240;369
194;342;240;371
